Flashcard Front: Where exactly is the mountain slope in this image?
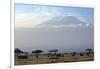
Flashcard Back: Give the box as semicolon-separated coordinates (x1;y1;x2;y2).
37;16;86;26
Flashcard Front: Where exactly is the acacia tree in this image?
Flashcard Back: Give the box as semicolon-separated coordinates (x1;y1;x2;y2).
72;52;77;56
86;49;93;56
32;50;43;59
48;49;59;57
49;50;58;55
15;48;24;54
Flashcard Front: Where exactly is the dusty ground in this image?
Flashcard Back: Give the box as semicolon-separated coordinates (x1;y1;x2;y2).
15;54;94;65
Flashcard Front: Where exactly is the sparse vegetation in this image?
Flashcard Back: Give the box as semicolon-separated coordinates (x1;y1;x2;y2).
32;50;43;59
15;48;94;65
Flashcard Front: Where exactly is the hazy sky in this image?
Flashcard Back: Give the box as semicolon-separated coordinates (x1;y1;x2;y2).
15;3;94;53
15;3;94;28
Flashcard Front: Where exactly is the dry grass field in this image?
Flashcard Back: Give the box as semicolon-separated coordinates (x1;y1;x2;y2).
15;54;94;65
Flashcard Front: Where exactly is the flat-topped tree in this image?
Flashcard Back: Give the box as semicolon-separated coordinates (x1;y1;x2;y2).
85;49;94;56
72;52;77;56
15;48;24;54
86;49;93;52
15;48;29;59
49;49;58;56
32;50;43;59
49;50;58;52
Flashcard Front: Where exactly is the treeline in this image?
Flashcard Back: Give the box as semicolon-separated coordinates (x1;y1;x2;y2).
15;48;94;59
